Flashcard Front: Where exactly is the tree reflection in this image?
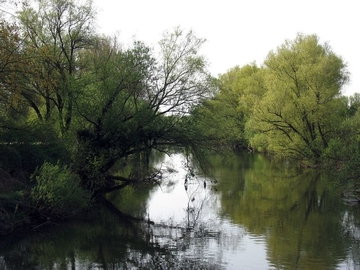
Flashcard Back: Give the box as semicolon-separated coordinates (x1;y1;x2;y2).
212;152;352;269
0;204;226;269
342;208;360;269
0;152;229;270
1;152;358;269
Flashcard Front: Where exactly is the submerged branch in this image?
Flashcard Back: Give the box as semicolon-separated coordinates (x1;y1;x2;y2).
105;175;137;182
99;195;154;224
101;182;131;194
102;168;162;194
105;168;163;184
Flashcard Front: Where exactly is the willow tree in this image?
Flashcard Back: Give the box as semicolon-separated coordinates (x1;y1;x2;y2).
247;34;349;162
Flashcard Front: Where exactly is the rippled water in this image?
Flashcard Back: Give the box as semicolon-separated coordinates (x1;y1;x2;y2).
1;152;359;269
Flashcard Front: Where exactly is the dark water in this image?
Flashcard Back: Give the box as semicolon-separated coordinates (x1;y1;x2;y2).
1;152;360;269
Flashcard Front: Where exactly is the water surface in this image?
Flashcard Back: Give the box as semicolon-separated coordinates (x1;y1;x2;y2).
1;152;359;269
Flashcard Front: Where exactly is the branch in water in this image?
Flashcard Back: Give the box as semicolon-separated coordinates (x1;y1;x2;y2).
99;195;154;224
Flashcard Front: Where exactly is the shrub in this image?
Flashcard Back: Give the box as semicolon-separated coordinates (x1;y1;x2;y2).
31;162;92;219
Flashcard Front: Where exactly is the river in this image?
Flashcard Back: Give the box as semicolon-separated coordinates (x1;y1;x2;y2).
0;151;359;269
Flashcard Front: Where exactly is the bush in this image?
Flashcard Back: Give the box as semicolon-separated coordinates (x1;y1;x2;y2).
31;162;92;218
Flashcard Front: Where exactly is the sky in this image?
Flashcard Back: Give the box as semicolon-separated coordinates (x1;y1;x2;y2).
94;0;359;96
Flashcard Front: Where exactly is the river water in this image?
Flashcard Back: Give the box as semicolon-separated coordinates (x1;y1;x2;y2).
1;152;359;269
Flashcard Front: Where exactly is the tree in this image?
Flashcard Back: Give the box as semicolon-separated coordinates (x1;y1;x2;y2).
0;20;26;127
149;27;212;115
323;93;360;186
73;28;215;193
219;64;264;147
246;34;349;162
17;0;96;135
192;63;267;149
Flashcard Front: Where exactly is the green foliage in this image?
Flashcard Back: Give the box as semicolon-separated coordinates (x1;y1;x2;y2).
17;0;97;135
0;139;71;180
347;93;360;117
205;34;349;163
323;109;360;186
31;162;92;218
192;64;264;148
72;27;215;192
248;34;348;161
0;19;31;127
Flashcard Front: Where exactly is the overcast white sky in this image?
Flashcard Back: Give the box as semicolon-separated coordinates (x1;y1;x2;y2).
94;0;359;96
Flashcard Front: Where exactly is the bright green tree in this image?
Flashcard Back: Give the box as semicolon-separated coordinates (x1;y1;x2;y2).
246;34;349;162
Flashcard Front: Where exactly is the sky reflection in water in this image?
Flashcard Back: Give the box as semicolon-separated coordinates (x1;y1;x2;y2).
0;152;359;269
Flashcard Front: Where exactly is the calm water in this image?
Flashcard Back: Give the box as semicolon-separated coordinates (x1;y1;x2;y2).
1;152;360;269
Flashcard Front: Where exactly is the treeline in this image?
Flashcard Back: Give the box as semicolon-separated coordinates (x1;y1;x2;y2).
1;0;359;234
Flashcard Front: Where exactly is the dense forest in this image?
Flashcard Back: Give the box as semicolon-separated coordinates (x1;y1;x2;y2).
1;0;359;234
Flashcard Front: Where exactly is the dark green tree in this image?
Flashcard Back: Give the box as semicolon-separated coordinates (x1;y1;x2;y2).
73;28;215;194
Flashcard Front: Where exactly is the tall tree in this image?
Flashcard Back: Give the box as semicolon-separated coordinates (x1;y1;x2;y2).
148;27;212;115
247;34;349;162
0;20;30;132
74;28;215;193
17;0;96;135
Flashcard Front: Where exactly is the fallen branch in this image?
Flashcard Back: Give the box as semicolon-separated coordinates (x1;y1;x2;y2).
99;195;154;224
105;175;137;182
101;182;132;194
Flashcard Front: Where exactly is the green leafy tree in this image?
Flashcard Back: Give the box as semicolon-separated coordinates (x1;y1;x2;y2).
221;64;264;146
0;20;29;130
74;28;215;193
17;0;96;136
247;34;349;162
193;63;266;149
324;95;360;187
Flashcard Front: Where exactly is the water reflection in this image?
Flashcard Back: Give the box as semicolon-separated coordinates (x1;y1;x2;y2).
0;152;359;269
211;153;356;269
